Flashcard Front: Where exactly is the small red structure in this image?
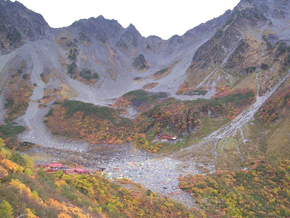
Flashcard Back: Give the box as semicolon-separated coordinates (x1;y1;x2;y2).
63;168;90;175
45;168;59;173
36;163;64;169
36;163;91;175
156;134;177;142
36;163;67;173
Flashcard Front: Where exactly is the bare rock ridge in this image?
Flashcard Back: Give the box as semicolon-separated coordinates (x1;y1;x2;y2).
70;15;124;43
117;23;142;50
0;0;49;54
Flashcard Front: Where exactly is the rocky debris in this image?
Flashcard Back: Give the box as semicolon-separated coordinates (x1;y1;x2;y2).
105;157;195;207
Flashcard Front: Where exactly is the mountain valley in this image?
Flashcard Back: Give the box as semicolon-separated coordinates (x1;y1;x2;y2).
0;0;290;217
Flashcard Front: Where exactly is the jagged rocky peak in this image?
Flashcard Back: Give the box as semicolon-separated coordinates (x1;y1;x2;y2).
168;35;185;45
0;0;49;40
226;2;268;29
237;0;290;18
126;23;140;34
183;9;232;42
70;15;124;43
117;23;142;50
235;0;290;41
0;0;50;54
183;0;273;91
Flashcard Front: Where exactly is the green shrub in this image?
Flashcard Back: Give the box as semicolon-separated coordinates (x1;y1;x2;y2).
185;90;208;96
99;36;107;43
62;100;117;121
4;98;14;109
260;63;269;70
154;68;168;77
215;29;223;38
66;41;76;47
133;77;142;81
79;69;98;80
208;92;254;108
67;63;77;74
278;42;287;53
146;189;153;196
277;42;288;57
0;200;13;218
6;29;21;43
22;74;28;79
140;64;146;69
79;69;92;80
78;32;91;42
68;48;78;61
10;152;25;166
245;66;256;74
93;73;99;79
123;90;148;100
0;124;25;137
286;54;290;66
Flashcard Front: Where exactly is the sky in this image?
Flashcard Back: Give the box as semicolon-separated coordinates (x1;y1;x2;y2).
13;0;240;40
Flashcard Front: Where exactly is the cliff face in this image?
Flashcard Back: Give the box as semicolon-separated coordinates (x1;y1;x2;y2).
0;0;50;54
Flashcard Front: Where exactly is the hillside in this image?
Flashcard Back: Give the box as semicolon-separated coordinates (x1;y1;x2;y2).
0;0;290;216
179;159;290;217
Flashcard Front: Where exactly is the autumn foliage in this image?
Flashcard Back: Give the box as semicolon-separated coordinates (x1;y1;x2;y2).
4;62;34;121
45;100;133;145
134;91;255;140
44;91;255;152
258;88;290;125
179;160;290;217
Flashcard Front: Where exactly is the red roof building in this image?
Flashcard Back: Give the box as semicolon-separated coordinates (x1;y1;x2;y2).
156;134;177;142
47;163;64;168
36;163;91;175
36;163;64;168
63;168;90;175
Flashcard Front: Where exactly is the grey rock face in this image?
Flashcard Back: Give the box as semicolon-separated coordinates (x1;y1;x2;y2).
0;0;50;54
133;54;149;70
